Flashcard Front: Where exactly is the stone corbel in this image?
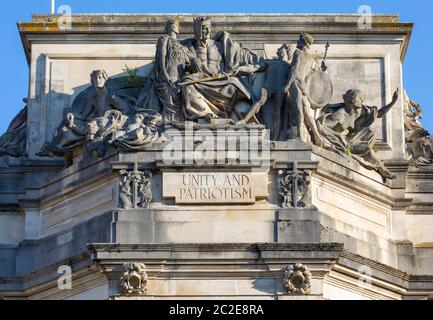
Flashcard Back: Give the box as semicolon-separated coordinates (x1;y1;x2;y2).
119;262;148;295
284;263;312;294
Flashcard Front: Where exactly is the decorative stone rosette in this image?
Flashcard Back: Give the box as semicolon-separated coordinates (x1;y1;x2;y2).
283;263;312;294
119;262;148;295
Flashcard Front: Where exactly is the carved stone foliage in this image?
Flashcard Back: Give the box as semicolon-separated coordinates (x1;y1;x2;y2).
119;262;148;295
278;168;310;208
284;263;312;294
119;166;153;209
403;91;433;166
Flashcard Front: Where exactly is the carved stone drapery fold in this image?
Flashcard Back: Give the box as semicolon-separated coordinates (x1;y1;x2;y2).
278;167;311;208
119;165;153;209
119;262;148;295
284;263;312;294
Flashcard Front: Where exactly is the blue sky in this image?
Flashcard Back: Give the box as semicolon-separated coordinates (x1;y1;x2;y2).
0;0;432;133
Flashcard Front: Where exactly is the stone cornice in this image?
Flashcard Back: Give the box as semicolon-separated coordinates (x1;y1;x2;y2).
17;14;413;63
2;243;433;299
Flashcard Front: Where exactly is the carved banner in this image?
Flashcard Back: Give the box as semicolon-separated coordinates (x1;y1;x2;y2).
163;172;268;204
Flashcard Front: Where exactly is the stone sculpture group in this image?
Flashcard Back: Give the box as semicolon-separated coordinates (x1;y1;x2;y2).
2;16;431;180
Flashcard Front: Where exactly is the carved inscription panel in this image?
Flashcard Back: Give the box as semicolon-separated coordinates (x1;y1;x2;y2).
163;172;268;204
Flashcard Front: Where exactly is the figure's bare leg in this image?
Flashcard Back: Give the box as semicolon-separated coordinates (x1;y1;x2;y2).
236;88;268;125
353;144;397;180
287;86;303;140
302;96;327;147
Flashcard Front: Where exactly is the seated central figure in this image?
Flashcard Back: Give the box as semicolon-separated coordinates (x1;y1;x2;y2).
180;17;260;122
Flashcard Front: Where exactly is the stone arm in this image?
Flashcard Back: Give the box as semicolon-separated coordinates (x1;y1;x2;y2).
232;63;264;76
378;88;399;118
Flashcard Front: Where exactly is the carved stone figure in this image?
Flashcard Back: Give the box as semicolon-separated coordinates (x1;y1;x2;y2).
403;91;433;166
0;99;28;158
136;18;189;122
80;70;133;119
38;70;131;157
112;111;164;151
119;166;153;209
284;263;312;294
317;88;400;180
257;45;293;140
119;262;148;295
179;16;261;122
283;33;325;147
279;167;310;208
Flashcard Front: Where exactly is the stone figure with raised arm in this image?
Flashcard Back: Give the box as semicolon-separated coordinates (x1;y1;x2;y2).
316;88;400;180
283;33;324;146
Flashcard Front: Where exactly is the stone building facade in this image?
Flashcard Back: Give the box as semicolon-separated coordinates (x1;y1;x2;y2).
0;14;432;300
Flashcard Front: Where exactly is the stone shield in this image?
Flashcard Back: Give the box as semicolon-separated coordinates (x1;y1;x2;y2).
306;70;333;109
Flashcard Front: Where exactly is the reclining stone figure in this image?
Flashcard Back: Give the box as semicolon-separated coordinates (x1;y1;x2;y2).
38;69;164;159
316;88;399;180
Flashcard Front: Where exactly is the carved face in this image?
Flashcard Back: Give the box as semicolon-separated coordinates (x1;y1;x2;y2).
172;23;179;35
343;90;363;109
297;36;307;50
277;49;287;61
166;21;179;36
91;72;107;89
195;21;211;41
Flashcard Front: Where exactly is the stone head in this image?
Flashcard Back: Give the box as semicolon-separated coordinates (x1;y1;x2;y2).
90;70;108;89
277;44;292;61
297;33;314;50
343;89;363;109
193;16;212;41
164;18;180;36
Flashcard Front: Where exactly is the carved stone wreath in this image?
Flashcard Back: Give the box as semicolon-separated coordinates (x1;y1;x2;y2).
119;262;148;295
283;263;312;294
